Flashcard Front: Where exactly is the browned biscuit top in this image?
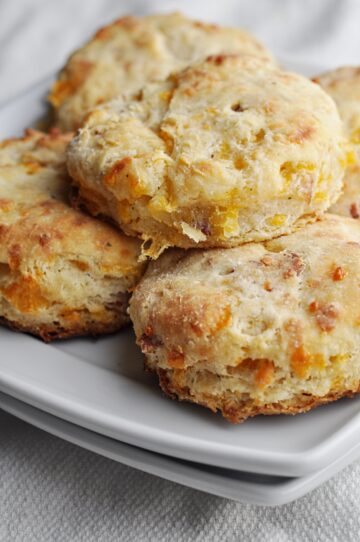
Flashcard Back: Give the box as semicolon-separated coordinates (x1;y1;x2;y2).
49;12;275;130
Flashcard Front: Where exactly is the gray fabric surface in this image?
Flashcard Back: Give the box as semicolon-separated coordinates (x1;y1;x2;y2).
1;408;360;542
1;0;360;540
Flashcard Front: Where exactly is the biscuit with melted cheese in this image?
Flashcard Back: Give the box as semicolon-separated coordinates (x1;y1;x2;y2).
68;55;346;258
49;12;275;131
130;215;360;422
316;67;360;219
0;129;144;341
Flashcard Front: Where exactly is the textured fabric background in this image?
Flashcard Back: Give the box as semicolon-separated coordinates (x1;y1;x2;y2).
1;0;360;540
1;409;360;542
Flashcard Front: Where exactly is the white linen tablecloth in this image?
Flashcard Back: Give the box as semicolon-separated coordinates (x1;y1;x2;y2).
1;1;360;540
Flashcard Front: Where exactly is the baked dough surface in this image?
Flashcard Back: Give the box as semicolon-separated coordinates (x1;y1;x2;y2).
49;12;275;131
68;55;346;257
316;67;360;219
0;129;144;341
130;215;360;422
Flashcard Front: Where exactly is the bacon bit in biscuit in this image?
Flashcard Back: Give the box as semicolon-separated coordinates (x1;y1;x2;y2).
263;281;273;292
183;87;195;98
208;54;227;65
195;219;211;236
251;132;263;147
139;325;163;353
309;301;339;331
190;322;202;336
8;244;21;270
167;350;185;369
350;203;360;219
48;127;62;139
283;252;304;279
71;260;89;272
38;234;51;247
255;359;275;390
290;252;303;274
289;125;315;144
308;300;319;313
315;303;339;332
0;262;10;277
0;224;8;240
260;255;273;266
234;155;247;169
332;266;346;281
222;400;245;423
231;103;245;112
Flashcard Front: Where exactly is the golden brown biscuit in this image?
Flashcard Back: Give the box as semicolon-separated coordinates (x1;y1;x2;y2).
68;55;347;258
315;67;360;218
129;215;360;422
49;12;275;131
0;129;145;341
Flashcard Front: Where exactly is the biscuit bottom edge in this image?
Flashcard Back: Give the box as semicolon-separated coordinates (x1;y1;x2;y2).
0;313;130;343
148;363;360;424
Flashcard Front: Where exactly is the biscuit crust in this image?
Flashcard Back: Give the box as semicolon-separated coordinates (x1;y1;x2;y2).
49;12;275;131
130;215;360;422
155;366;360;423
0;129;145;341
316;67;360;219
68;55;346;257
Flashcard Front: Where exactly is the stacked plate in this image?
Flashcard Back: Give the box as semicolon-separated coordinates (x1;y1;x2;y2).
1;73;360;507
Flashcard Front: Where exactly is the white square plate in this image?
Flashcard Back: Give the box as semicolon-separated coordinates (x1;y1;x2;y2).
1;69;360;478
2;390;360;507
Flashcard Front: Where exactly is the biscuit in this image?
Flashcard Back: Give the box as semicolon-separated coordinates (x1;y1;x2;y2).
129;215;360;422
49;12;275;131
68;55;346;258
0;129;144;341
315;67;360;218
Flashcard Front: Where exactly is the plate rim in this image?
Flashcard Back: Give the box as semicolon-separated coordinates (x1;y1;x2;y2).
2;390;360;507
